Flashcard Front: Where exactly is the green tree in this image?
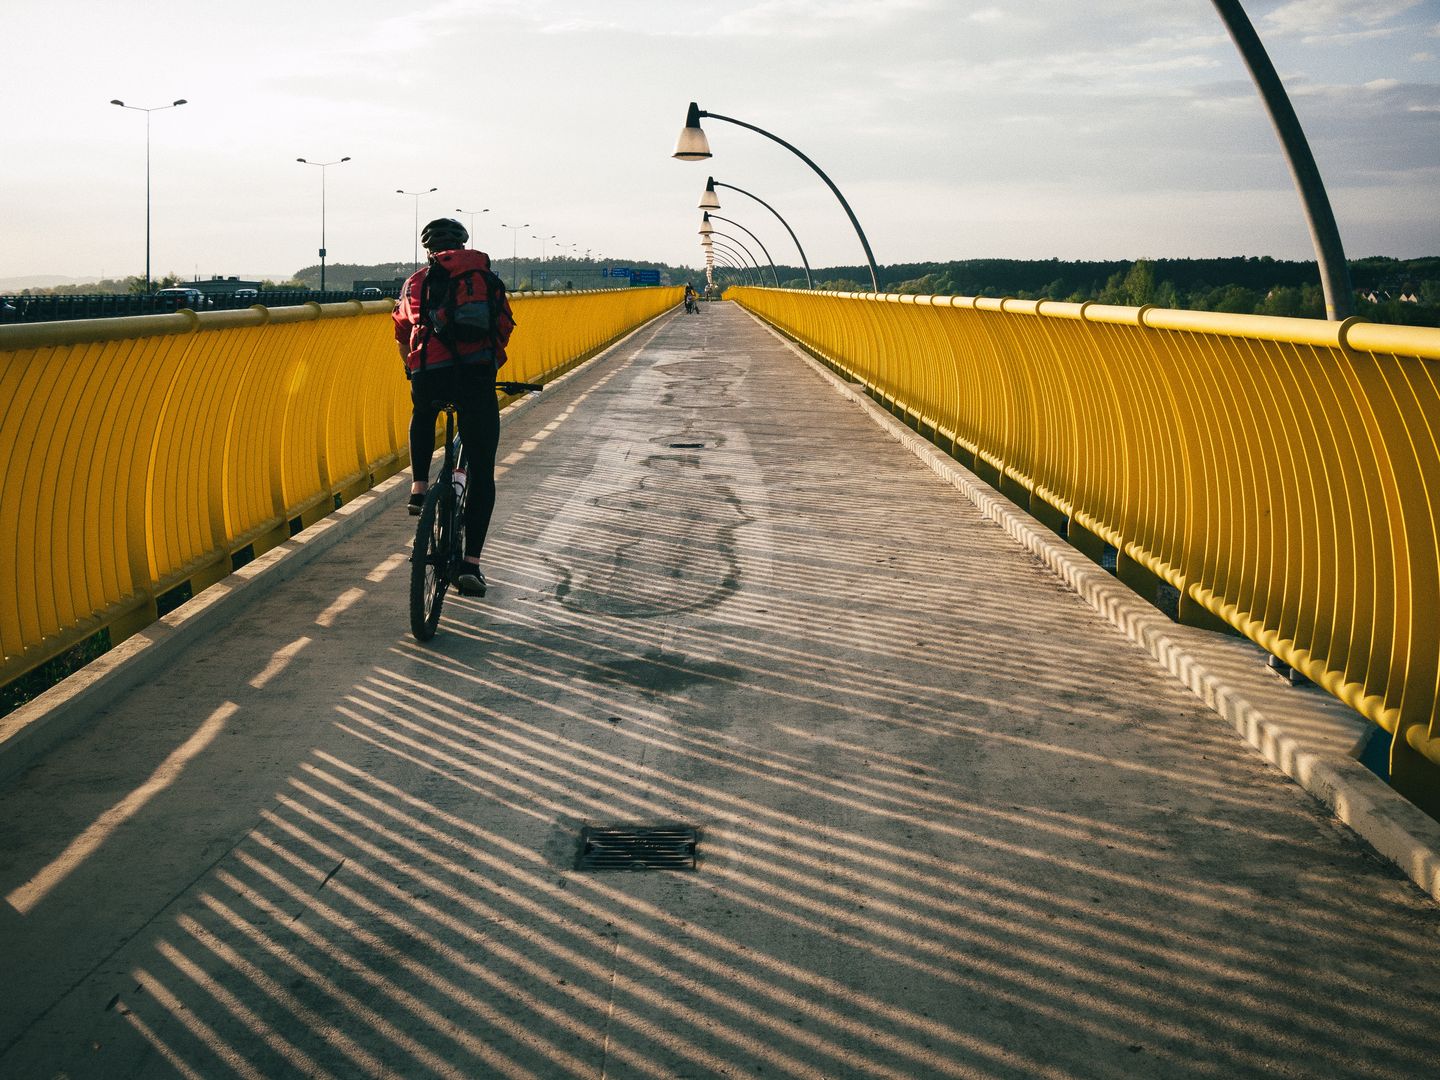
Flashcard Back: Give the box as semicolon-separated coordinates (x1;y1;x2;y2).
1097;269;1126;304
1121;260;1156;306
1258;286;1305;318
1210;284;1261;313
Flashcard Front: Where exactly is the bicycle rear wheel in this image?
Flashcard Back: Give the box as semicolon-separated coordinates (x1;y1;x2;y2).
410;485;451;641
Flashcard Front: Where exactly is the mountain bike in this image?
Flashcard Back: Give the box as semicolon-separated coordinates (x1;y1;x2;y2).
410;381;543;641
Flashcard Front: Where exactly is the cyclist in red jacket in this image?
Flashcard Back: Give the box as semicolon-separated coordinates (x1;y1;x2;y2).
393;217;515;596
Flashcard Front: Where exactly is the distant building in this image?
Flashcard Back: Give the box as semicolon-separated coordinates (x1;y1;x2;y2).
190;275;261;297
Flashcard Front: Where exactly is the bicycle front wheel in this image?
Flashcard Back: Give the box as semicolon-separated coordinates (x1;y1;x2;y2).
409;485;450;641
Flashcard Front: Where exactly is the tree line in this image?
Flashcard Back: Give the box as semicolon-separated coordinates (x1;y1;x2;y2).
15;255;1439;327
756;256;1440;327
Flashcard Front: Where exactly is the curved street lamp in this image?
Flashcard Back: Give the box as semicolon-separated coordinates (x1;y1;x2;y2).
674;101;878;292
1210;0;1351;319
712;254;752;286
298;156;351;292
110;97;188;293
455;206;489;246
709;232;762;275
705;235;744;265
396;187;437;268
703;177;811;288
706;212;780;286
709;236;760;280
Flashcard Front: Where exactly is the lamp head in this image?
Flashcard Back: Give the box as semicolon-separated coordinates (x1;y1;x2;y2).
110;99;124;106
340;156;351;162
173;99;187;106
699;176;720;210
672;101;712;161
698;212;715;236
297;157;307;163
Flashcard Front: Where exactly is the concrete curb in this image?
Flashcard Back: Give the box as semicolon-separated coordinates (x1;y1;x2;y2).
0;306;681;788
743;307;1440;905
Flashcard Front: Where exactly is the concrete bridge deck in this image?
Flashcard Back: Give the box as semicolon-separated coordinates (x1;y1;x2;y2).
2;303;1439;1079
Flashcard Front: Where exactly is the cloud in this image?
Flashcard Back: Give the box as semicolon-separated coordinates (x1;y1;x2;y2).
879;33;1224;101
526;0;945;39
1298;27;1403;46
1262;0;1421;37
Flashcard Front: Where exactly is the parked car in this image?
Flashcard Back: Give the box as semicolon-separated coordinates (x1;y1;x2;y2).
233;288;258;301
155;287;211;309
358;287;383;299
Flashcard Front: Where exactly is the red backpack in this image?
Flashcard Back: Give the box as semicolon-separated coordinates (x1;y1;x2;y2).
414;250;507;370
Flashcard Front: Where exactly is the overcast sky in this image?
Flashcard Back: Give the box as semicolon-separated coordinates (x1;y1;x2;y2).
2;0;1436;283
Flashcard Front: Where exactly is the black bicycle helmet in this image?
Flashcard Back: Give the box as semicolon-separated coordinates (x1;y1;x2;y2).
420;217;468;252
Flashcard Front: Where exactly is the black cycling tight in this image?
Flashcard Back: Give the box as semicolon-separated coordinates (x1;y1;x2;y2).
409;363;500;559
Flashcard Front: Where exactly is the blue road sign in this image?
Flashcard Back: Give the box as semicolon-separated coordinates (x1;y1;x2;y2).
607;267;632;278
632;269;660;285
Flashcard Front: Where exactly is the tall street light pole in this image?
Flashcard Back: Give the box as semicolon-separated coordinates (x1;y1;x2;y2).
396;187;438;268
532;233;555;291
456;206;489;246
297;156;350;292
500;223;529;290
110;97;188;294
1210;0;1352;319
674;101;879;292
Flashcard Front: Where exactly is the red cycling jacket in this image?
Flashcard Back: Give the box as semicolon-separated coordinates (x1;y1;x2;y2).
392;248;515;376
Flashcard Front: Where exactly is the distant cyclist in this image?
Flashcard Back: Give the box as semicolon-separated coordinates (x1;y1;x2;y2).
393;217;515;596
684;283;699;313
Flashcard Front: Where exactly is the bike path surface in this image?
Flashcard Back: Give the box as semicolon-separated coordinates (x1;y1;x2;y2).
3;302;1439;1079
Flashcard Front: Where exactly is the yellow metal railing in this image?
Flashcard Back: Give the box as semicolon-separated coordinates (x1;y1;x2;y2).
729;286;1440;809
0;288;681;686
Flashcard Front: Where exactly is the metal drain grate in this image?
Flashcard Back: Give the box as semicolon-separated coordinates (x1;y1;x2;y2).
669;442;705;449
577;825;699;871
